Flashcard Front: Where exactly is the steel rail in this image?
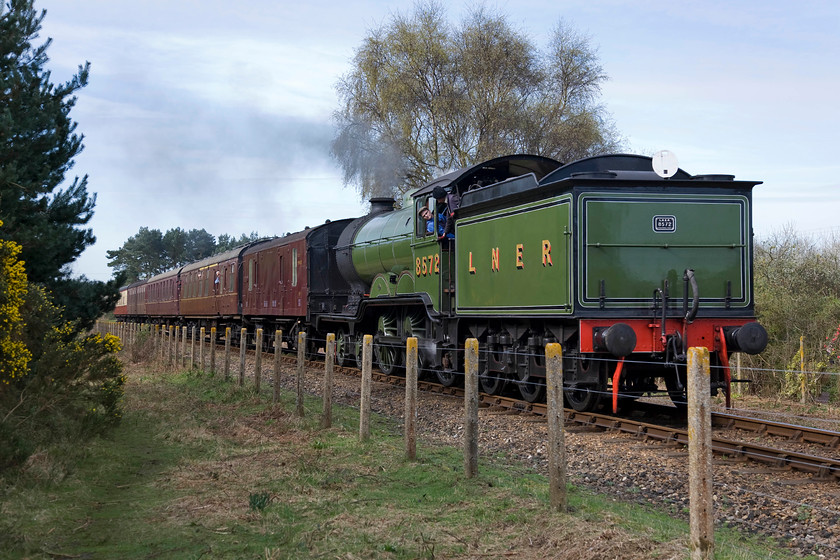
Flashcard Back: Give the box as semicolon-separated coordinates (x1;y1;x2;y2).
565;409;840;480
712;411;840;448
247;351;840;480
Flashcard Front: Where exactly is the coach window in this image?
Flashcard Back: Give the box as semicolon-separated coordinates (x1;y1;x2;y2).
292;248;298;287
229;264;234;292
248;259;254;291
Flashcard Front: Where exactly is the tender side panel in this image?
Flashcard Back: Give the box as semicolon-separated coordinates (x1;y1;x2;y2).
455;196;573;315
578;193;750;311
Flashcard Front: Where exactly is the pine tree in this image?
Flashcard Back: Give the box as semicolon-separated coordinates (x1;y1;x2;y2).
1;1;119;328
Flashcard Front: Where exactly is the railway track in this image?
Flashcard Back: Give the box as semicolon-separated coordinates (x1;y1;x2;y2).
185;337;840;483
323;358;840;481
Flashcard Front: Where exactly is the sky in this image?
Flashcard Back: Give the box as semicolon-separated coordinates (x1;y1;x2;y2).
30;0;840;280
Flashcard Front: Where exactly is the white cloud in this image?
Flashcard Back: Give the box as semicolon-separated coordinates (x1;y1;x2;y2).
29;0;840;278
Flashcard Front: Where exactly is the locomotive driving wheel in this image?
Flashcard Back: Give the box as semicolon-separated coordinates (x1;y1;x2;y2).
335;330;351;367
375;312;401;375
350;334;364;369
375;344;401;375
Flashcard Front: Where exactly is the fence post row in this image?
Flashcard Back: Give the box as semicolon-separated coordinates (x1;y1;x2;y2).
117;323;724;548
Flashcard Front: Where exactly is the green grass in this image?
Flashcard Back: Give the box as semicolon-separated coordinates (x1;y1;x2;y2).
0;362;816;559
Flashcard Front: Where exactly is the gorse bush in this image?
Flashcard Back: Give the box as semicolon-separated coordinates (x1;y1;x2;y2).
0;228;31;386
0;231;125;473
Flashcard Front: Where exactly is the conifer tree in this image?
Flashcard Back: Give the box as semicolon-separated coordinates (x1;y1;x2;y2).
1;1;119;328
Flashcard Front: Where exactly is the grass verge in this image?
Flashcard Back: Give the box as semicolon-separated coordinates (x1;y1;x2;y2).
0;362;812;559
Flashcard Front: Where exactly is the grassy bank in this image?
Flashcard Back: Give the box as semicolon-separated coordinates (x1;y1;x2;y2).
0;362;806;559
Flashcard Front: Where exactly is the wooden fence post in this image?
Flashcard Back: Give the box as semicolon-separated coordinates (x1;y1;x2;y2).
190;326;196;370
546;342;566;511
167;326;174;366
199;327;206;371
239;328;247;387
174;326;180;366
181;325;187;367
322;333;335;428
464;338;479;478
359;334;373;442
209;327;217;374
688;346;714;560
800;335;807;404
160;324;166;360
273;330;282;403
405;337;418;460
255;328;263;392
154;325;160;359
224;327;231;380
296;331;305;417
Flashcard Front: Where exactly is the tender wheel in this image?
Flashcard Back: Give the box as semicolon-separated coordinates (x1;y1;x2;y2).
436;369;458;386
479;365;506;395
517;374;545;402
564;385;602;412
564;356;606;412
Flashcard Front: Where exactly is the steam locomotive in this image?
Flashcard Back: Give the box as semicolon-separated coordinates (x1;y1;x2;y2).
114;153;768;412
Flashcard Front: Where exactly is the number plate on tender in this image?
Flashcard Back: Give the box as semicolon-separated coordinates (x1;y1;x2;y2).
652;215;676;233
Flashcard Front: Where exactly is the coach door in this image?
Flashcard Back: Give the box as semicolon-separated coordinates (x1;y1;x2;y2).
277;251;286;315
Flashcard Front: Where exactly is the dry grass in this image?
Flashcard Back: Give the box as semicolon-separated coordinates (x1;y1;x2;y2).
120;363;694;560
3;358;800;559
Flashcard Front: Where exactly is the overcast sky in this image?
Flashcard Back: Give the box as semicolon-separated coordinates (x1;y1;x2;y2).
33;0;840;280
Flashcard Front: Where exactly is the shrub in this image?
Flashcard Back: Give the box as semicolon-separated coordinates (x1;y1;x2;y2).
748;227;840;399
0;283;125;472
0;230;31;387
